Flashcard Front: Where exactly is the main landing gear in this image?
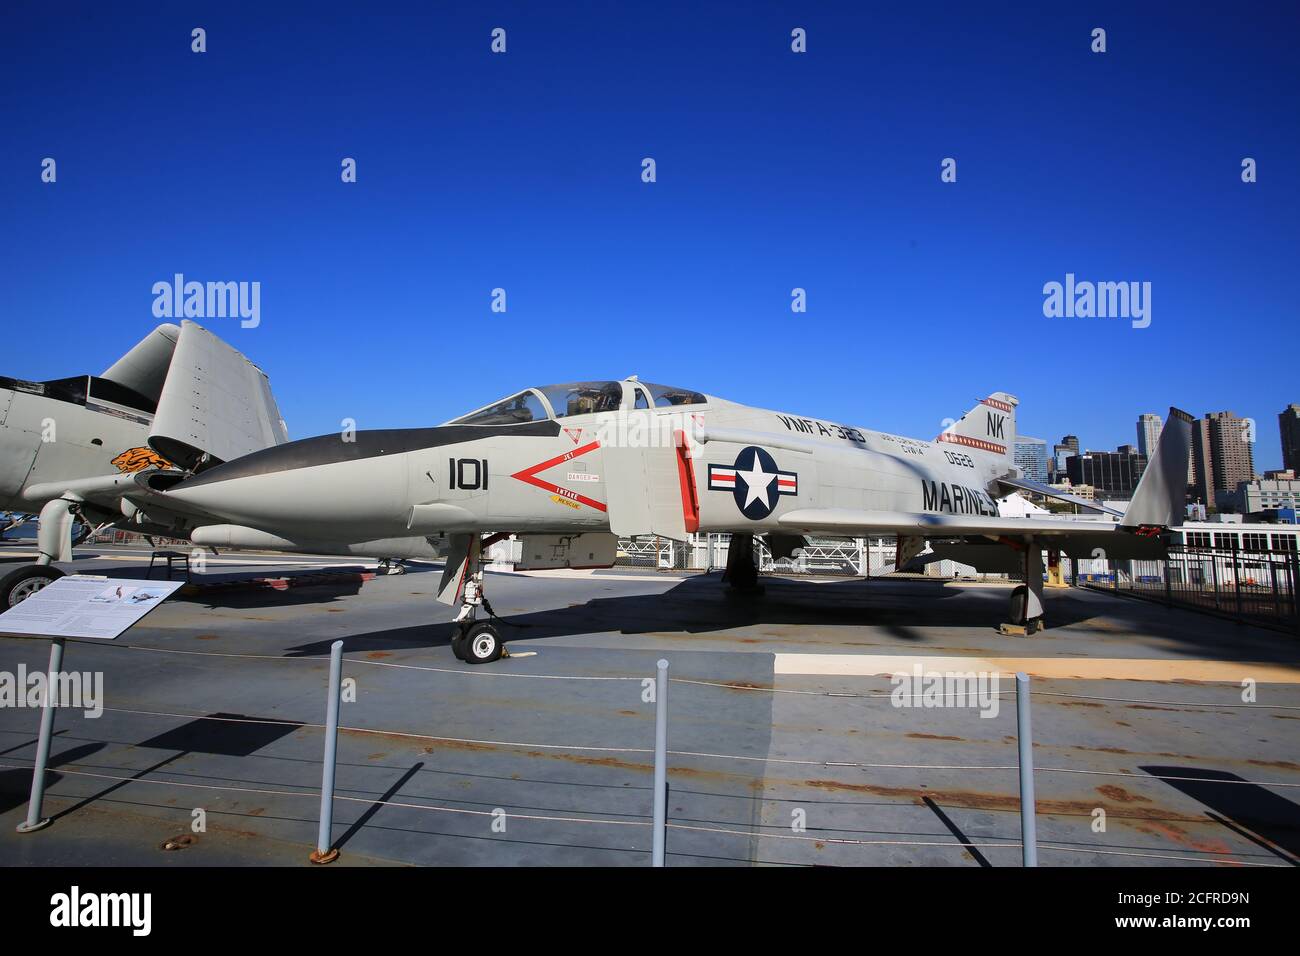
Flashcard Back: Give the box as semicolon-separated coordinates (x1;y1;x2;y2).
441;534;509;664
999;538;1046;637
0;564;65;608
0;494;84;607
722;532;765;594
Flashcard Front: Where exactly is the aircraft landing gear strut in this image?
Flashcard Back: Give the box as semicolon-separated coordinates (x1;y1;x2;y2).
0;496;80;607
1000;539;1045;636
442;534;508;665
723;532;764;595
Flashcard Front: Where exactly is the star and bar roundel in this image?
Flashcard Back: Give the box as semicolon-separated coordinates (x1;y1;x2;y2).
708;446;798;520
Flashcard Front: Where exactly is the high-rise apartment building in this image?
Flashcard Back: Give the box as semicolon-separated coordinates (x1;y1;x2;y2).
1137;413;1162;458
1191;411;1256;509
1280;405;1300;474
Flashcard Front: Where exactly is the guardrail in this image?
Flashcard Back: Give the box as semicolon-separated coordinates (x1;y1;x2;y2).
1081;545;1300;633
4;634;1294;867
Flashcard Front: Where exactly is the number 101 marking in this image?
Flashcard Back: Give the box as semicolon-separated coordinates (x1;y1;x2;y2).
450;458;488;490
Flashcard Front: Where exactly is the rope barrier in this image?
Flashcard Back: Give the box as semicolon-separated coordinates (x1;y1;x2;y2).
669;677;1018;699
90;707;1300;788
1030;689;1300;710
0;760;651;829
1;758;1286;866
8;629;1299;866
97;706;653;755
661;823;1284;866
347;657;643;681
1032;765;1300;788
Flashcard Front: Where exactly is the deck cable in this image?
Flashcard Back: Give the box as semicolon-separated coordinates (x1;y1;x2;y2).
0;760;652;828
662;822;1284;866
1;756;1289;862
88;707;1300;786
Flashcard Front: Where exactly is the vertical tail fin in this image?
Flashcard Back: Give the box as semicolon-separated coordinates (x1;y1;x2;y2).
1121;407;1193;528
937;393;1018;466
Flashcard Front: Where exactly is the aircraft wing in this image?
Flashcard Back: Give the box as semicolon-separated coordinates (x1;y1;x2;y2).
101;323;183;403
777;508;1121;538
147;320;289;472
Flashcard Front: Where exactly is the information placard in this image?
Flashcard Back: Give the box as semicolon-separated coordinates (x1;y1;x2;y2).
0;575;184;640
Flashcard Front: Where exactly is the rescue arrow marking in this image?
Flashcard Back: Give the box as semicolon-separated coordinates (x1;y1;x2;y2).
511;440;608;512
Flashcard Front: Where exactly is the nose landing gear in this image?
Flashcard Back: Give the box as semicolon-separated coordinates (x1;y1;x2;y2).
441;534;510;664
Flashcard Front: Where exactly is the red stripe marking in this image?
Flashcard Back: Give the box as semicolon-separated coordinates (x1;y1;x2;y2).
937;432;1007;455
981;397;1014;413
510;440;608;512
675;429;699;533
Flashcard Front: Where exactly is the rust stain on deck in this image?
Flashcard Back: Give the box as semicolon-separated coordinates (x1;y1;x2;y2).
801;779;1202;822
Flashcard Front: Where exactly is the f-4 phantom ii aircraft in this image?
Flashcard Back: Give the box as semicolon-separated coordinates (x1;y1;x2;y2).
0;320;289;605
153;378;1193;664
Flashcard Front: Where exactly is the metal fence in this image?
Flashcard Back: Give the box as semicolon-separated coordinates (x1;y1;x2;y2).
1082;545;1300;633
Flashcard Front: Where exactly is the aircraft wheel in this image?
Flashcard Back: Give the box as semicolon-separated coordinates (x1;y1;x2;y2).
1;565;65;608
1009;584;1031;623
450;625;469;661
462;621;503;665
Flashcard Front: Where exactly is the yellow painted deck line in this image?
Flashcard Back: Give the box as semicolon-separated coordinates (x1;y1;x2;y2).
772;654;1300;683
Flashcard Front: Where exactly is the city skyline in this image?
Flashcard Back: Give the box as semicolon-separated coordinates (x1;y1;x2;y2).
1046;405;1296;476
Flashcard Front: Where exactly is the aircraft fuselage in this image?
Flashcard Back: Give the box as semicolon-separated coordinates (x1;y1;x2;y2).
164;393;1014;546
0;377;163;513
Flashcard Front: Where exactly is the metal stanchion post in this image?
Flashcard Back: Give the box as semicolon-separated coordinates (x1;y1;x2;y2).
310;640;344;864
652;658;669;867
1015;672;1037;867
16;637;65;833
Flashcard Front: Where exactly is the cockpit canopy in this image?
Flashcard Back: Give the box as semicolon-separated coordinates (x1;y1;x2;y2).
449;379;707;425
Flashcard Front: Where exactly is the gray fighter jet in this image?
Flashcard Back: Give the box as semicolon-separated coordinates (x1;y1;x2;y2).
0;320;288;605
153;380;1192;664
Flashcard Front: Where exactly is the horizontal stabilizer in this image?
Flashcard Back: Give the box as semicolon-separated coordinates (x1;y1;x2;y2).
995;476;1123;518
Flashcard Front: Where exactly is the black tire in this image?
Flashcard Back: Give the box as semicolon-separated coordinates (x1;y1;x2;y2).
462;621;503;664
1;565;65;608
450;625;469;661
1009;584;1029;623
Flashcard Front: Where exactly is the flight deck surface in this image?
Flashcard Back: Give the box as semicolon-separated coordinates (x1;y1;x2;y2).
1;542;1296;867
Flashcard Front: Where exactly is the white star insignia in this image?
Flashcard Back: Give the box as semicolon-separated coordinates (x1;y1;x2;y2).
736;452;776;509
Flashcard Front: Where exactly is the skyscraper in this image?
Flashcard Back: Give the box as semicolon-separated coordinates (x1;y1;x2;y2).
1281;405;1300;473
1051;435;1079;479
1137;413;1162;457
1191;411;1256;509
1014;436;1049;482
1066;448;1147;497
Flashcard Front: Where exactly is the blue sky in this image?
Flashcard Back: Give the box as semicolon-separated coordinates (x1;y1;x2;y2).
3;2;1297;467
